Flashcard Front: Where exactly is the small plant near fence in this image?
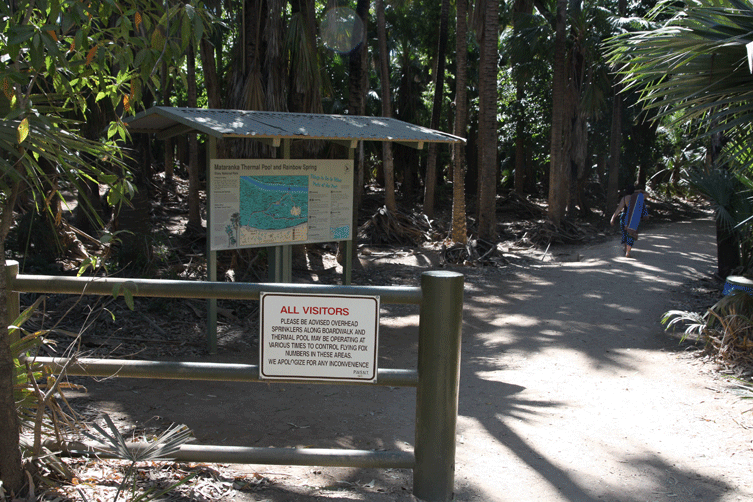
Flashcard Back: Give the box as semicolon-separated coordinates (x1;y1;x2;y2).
663;289;753;368
6;295;203;501
10;297;81;498
663;289;753;401
77;414;196;502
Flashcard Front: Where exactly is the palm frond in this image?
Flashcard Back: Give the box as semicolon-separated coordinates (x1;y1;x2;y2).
81;414;193;463
606;0;753;156
661;308;708;335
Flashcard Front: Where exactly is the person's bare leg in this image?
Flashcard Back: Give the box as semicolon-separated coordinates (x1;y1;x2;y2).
625;245;632;257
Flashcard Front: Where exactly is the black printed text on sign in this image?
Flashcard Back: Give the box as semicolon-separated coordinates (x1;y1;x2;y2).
259;293;380;382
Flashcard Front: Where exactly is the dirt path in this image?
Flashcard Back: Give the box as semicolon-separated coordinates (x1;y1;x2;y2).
69;218;753;501
453;217;752;502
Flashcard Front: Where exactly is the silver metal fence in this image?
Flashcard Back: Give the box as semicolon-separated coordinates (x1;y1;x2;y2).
7;261;463;502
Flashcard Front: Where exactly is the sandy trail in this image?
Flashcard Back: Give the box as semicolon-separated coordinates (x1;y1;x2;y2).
453;218;752;501
71;218;753;501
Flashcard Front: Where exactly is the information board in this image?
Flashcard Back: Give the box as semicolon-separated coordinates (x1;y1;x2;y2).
209;159;353;251
259;293;380;382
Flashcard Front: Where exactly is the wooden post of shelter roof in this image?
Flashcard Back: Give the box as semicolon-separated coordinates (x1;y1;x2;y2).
207;135;218;354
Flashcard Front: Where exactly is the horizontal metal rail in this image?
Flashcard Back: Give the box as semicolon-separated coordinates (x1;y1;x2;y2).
8;265;464;502
12;274;422;305
29;357;418;387
48;441;415;469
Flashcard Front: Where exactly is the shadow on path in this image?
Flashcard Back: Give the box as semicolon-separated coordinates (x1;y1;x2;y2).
452;218;742;501
64;219;749;501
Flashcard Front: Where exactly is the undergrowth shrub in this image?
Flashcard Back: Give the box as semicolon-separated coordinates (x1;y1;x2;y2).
662;289;753;370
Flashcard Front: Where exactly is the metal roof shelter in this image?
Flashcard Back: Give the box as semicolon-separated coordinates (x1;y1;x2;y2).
124;106;464;353
125;106;464;148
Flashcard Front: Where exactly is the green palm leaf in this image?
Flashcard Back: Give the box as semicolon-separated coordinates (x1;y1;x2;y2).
607;0;753;148
81;414;192;463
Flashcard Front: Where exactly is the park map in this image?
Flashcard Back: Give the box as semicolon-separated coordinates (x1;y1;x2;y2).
209;159;353;251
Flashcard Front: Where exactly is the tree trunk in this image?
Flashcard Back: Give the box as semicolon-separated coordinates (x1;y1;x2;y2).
564;4;587;217
450;0;469;245
717;223;740;278
513;0;534;195
709;133;740;278
514;84;527;196
116;134;153;268
606;0;626;214
161;61;175;180
376;0;396;213
395;43;421;200
633;119;658;189
199;36;226;158
547;0;568;226
187;44;201;230
524;141;536;193
288;0;323;160
200;38;222;111
477;0;499;241
423;0;450;219
345;0;368;264
0;193;23;493
572;114;590;215
227;0;268;159
76;93;112;233
606;92;622;213
266;0;286;115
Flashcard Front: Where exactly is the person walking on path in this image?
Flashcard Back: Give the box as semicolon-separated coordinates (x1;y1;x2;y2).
610;185;649;257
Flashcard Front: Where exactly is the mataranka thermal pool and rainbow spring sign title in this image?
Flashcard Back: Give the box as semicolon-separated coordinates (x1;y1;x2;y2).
209;159;354;250
260;293;380;382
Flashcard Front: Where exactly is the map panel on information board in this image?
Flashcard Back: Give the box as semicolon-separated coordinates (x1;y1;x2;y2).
209;159;353;251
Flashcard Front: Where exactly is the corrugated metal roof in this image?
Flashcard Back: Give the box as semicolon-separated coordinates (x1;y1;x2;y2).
124;106;463;148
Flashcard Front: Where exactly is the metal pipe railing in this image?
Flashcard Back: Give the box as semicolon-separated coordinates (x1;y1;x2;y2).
8;263;463;502
11;274;422;304
47;441;416;469
27;357;419;387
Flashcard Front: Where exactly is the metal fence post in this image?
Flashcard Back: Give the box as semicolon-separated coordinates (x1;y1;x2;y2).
5;260;20;345
413;270;464;502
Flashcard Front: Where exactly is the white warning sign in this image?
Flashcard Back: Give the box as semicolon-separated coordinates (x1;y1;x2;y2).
259;292;380;382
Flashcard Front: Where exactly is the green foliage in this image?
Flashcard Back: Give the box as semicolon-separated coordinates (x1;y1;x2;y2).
12;293;192;498
687;167;753;272
650;119;705;195
689;168;750;231
11;296;82;488
0;3;214;492
110;280;137;310
607;0;753;159
3;1;166;116
497;63;551;168
12;298;50;428
0;0;216;232
663;290;753;368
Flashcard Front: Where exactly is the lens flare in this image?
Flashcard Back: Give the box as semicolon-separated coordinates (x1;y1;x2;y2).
320;7;365;54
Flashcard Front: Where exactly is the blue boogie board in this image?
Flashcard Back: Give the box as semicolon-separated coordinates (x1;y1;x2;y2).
626;192;644;238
